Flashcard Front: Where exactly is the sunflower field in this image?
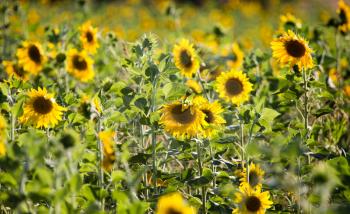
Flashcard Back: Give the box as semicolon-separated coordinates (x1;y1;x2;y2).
1;0;350;213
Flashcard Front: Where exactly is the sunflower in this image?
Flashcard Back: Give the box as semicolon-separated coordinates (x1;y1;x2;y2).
160;101;206;140
2;60;30;81
19;88;66;128
66;49;94;82
233;183;273;214
0;114;7;155
215;70;253;105
156;192;196;214
193;97;226;139
279;13;302;30
240;163;265;188
80;21;99;54
271;30;314;70
173;39;200;78
224;43;244;69
344;85;350;97
186;79;203;94
338;0;350;33
16;41;46;75
99;131;116;171
327;68;340;89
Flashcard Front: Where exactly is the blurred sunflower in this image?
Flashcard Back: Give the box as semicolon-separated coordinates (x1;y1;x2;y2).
99;131;116;171
271;30;313;69
66;49;94;82
173;39;200;78
186;79;203;94
2;60;30;81
160;101;206;140
224;43;244;69
240;163;265;188
279;13;302;30
344;85;350;97
19;88;66;128
156;192;196;214
215;70;253;105
327;68;340;89
0;114;7;156
338;0;350;33
233;183;273;214
16;41;46;75
80;21;99;54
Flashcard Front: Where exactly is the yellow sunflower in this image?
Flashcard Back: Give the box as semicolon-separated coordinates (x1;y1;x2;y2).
156;192;196;214
193;97;226;139
160;101;206;140
99;131;116;171
2;60;30;81
16;41;46;75
338;0;350;33
233;183;273;214
279;13;302;30
173;39;200;78
215;70;253;105
344;85;350;97
66;49;94;82
19;88;66;128
271;30;314;70
186;79;203;94
0;114;7;156
224;43;244;69
80;21;99;54
240;163;265;188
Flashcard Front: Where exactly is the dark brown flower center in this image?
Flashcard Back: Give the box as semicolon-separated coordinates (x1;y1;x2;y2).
28;45;42;64
249;171;260;187
73;55;88;71
246;196;261;212
86;31;94;43
202;109;214;124
285;40;306;58
180;50;193;68
33;96;53;114
171;104;196;124
340;9;348;25
166;208;182;214
225;78;243;96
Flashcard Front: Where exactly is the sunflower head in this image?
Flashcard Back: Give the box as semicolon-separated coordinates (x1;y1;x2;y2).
173;39;200;78
193;98;226;139
344;85;350;97
99;130;116;171
215;70;253;105
66;49;94;82
156;192;196;214
279;13;302;30
2;60;30;81
80;21;99;54
233;183;273;214
19;88;66;128
338;0;350;33
16;41;46;75
186;79;203;94
240;163;265;188
223;42;244;69
160;100;206;140
271;30;314;70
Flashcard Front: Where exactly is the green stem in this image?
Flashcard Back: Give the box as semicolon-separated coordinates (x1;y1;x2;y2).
302;69;309;137
240;121;245;169
97;118;105;210
196;140;207;214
